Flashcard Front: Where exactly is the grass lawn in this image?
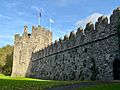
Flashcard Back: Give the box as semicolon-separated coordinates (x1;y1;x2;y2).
0;74;80;90
76;83;120;90
1;74;120;90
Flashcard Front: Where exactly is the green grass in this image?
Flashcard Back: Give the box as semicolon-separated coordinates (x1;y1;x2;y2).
1;74;120;90
76;83;120;90
0;74;80;90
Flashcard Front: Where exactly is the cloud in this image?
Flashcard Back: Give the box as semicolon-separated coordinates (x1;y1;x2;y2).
0;35;13;40
54;0;75;6
0;34;14;47
0;14;13;20
6;1;22;8
6;2;17;8
31;5;45;12
53;29;66;34
76;13;110;29
18;11;25;16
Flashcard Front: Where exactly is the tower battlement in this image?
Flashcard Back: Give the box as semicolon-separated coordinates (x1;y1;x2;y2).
12;26;52;77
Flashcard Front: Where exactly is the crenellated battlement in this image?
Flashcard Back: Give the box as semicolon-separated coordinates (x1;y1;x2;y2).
31;25;52;34
14;34;21;41
14;25;52;44
12;7;120;80
32;7;120;61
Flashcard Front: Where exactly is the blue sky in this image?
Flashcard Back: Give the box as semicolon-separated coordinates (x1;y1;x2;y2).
0;0;120;47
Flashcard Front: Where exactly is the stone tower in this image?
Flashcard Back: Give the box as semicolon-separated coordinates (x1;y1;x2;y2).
11;26;52;77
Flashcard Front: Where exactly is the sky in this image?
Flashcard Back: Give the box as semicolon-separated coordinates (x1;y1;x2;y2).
0;0;120;47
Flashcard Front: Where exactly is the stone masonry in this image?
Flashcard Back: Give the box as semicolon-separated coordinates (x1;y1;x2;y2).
12;7;120;80
11;26;52;77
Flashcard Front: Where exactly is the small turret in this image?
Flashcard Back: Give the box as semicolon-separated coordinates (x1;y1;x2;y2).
38;25;41;28
14;34;21;44
24;25;28;34
37;25;41;31
32;25;35;33
22;25;30;40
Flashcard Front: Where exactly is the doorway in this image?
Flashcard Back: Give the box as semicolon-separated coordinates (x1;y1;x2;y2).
113;58;120;80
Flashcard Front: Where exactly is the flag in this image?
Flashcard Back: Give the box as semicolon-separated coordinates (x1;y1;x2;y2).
50;18;54;23
39;12;41;17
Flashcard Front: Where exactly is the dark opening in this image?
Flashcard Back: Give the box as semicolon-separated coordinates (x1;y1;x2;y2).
83;48;87;53
113;58;120;80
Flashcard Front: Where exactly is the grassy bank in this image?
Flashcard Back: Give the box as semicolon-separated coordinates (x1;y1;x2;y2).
0;74;80;90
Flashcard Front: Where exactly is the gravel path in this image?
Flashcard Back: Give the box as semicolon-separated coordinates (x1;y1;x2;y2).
47;81;120;90
47;82;96;90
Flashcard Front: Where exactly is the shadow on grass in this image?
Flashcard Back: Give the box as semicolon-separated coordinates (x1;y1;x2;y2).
0;78;82;90
75;83;120;90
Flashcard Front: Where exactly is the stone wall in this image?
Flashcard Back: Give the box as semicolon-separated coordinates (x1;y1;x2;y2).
29;7;120;80
11;26;52;77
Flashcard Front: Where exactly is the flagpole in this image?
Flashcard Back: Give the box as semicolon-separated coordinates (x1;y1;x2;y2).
37;11;39;25
50;20;51;31
39;12;41;26
37;11;38;25
37;10;41;26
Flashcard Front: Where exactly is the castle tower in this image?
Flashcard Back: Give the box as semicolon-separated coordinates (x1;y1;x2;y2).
11;26;52;77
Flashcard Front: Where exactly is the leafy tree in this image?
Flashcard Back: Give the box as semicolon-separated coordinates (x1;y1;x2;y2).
0;45;13;75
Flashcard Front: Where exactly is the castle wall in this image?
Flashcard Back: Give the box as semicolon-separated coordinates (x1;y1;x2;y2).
11;26;52;77
29;8;120;80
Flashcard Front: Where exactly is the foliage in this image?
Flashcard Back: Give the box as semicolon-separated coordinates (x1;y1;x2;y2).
0;45;13;75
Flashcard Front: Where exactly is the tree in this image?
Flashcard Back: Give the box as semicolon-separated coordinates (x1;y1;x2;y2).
0;45;13;75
